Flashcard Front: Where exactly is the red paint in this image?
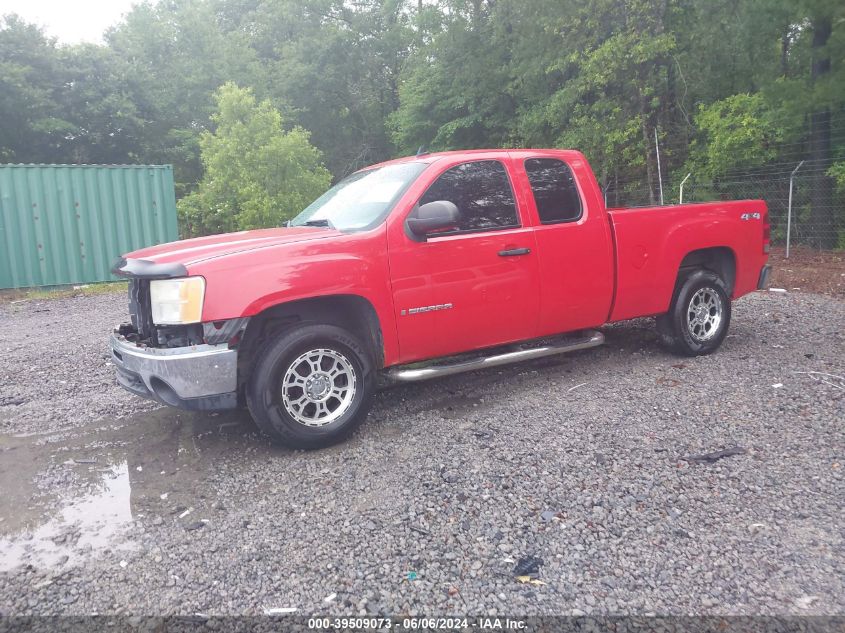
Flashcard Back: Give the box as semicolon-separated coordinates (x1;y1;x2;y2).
127;150;769;367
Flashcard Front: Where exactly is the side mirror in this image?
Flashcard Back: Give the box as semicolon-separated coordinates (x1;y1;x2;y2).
406;200;460;239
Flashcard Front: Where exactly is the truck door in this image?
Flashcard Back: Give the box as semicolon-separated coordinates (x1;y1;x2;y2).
511;153;615;334
387;158;540;363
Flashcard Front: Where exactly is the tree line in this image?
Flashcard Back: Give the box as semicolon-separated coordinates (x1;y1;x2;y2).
1;0;843;244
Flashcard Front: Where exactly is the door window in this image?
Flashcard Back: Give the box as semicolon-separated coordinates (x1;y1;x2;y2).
419;160;519;234
524;158;583;224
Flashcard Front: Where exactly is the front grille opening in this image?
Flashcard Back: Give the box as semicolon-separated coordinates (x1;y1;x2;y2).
128;278;155;342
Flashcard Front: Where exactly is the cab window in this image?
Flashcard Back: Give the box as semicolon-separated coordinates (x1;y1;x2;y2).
524;158;583;224
419;160;519;234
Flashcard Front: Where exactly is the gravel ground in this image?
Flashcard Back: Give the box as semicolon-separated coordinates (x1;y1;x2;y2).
0;292;159;434
0;288;843;617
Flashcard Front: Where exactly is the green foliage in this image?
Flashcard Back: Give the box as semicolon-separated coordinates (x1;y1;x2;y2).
686;94;787;178
829;163;845;190
520;0;679;201
178;84;331;236
1;0;844;238
258;0;415;176
0;15;71;162
57;44;146;164
389;0;515;153
105;0;265;186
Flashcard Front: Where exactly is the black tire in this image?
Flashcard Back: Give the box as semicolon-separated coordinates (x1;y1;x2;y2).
246;323;375;449
656;269;731;356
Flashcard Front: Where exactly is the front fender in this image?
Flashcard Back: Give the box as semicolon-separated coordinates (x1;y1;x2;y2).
187;228;401;366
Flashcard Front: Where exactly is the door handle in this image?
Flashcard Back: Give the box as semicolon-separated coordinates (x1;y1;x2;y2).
498;247;531;257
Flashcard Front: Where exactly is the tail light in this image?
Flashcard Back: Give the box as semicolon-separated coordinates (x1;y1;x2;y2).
762;211;771;254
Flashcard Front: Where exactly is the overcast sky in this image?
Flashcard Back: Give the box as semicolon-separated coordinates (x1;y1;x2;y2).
1;0;138;44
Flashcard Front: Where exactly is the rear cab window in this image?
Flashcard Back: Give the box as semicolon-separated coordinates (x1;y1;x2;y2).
524;158;583;224
419;160;520;234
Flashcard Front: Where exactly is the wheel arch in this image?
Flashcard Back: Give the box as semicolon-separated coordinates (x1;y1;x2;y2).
236;294;384;395
675;246;737;297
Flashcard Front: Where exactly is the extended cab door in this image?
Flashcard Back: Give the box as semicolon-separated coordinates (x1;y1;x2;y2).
509;151;615;334
386;158;540;363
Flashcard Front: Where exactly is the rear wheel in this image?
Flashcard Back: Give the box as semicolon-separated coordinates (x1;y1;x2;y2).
656;269;731;356
246;323;375;449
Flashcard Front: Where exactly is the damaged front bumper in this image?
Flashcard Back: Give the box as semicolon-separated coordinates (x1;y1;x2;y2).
110;330;238;411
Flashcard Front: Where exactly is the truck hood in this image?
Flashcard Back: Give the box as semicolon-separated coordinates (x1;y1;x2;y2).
124;227;341;266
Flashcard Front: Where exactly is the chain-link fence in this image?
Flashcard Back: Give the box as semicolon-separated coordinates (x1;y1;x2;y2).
603;163;844;251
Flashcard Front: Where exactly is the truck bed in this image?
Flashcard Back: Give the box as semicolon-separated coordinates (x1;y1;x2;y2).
606;200;769;322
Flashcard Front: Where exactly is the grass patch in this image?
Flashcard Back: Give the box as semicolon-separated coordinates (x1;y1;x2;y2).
0;281;127;304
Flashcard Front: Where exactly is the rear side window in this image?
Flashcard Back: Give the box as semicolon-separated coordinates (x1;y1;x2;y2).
419;160;519;233
524;158;583;224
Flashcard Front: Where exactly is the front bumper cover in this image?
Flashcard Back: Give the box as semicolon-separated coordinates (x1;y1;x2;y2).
110;332;238;410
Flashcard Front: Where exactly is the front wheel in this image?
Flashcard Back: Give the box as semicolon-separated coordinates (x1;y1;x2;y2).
656;269;731;356
246;323;375;449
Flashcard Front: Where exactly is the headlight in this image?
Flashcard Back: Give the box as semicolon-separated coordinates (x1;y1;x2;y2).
149;277;205;325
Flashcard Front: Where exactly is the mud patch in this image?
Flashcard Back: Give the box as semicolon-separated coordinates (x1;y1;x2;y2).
0;407;267;572
0;462;133;571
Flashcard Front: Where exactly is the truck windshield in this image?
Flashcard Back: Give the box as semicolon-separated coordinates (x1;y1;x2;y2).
289;162;427;231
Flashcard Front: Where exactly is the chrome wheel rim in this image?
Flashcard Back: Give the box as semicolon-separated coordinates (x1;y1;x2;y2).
687;287;723;342
281;348;356;427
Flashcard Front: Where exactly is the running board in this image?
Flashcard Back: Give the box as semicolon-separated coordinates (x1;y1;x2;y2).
386;330;604;383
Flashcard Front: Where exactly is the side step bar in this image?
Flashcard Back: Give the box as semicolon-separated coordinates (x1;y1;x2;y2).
386;330;604;383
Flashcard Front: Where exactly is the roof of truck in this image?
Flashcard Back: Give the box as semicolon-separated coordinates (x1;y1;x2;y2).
362;148;582;172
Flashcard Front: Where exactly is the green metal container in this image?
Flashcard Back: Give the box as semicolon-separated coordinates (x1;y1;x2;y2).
0;164;178;289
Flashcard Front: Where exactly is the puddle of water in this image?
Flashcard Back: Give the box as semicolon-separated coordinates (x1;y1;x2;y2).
0;462;134;571
0;407;267;572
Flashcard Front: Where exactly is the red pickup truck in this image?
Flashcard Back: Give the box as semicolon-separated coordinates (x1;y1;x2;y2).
111;149;771;448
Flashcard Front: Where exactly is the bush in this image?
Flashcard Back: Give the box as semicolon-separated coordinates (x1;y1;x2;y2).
178;83;331;237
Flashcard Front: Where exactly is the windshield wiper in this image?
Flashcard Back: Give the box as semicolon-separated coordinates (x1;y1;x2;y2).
302;218;335;229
